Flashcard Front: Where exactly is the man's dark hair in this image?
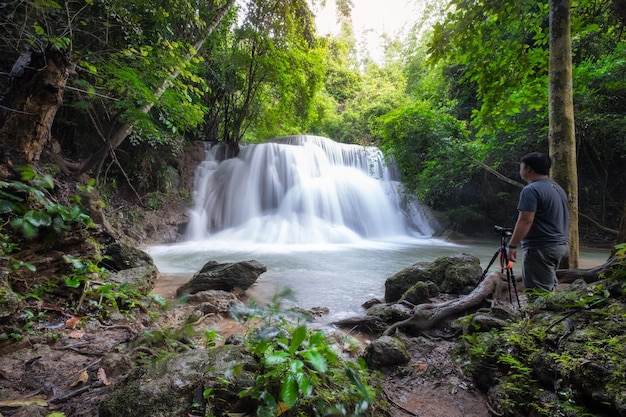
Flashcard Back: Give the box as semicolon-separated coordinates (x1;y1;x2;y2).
521;152;551;175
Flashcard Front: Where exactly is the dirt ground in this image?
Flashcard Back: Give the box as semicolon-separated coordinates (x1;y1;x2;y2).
1;254;608;416
0;298;491;417
376;335;490;417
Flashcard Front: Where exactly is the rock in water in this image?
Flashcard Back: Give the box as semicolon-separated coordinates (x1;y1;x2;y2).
176;260;266;296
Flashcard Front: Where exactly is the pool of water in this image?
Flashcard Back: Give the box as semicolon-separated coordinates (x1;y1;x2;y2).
148;237;611;323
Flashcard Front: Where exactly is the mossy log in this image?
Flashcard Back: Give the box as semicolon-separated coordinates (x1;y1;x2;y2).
382;271;506;336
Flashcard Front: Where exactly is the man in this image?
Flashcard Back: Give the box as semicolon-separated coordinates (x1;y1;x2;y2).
506;152;569;292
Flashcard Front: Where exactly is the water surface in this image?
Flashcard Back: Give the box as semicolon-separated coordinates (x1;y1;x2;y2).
149;238;610;322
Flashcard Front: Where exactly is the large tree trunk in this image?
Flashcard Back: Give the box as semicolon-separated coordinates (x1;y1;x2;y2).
0;47;70;178
557;256;616;284
549;0;579;268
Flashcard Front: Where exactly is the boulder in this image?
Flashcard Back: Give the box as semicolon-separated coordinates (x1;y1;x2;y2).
100;345;258;417
176;260;266;296
384;253;482;302
100;241;158;293
362;335;410;369
384;261;431;302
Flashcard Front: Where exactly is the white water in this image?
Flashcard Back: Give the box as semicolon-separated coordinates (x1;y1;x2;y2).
148;136;610;321
184;136;440;243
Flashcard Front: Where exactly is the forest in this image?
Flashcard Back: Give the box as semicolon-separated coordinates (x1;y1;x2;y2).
2;0;626;416
1;0;625;251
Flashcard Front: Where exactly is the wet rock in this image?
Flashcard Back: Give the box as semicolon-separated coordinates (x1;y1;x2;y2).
384;261;431;302
384;253;482;302
176;260;266;296
100;241;158;293
100;345;258;417
366;302;413;324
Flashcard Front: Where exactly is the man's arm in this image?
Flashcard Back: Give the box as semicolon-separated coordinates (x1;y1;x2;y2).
507;210;535;262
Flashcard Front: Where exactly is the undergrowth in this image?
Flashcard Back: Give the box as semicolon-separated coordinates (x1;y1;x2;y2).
228;293;385;417
455;243;626;417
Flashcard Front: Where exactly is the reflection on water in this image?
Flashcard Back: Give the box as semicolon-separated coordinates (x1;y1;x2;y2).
147;238;611;323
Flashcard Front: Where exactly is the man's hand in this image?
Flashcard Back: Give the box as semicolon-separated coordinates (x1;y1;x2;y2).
507;247;517;262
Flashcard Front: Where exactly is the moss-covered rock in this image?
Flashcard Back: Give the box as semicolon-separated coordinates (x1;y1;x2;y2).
362;335;410;369
455;274;626;417
100;345;258;417
384;253;482;302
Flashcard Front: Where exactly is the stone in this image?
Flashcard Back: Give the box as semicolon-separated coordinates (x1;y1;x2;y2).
362;335;410;369
176;260;266;296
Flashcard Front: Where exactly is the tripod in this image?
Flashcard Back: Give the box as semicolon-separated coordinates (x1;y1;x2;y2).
481;226;520;308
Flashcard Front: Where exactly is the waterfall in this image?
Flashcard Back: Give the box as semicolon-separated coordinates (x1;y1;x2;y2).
185;135;440;244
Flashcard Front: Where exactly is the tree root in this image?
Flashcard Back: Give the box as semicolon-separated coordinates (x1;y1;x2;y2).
383;271;505;336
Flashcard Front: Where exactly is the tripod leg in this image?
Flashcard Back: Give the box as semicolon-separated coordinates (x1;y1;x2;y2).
481;248;501;279
506;269;520;308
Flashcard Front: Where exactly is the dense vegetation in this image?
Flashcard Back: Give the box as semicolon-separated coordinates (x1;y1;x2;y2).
1;0;625;241
2;1;626;416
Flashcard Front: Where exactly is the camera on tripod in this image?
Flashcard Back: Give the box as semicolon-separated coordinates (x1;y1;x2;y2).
494;225;513;237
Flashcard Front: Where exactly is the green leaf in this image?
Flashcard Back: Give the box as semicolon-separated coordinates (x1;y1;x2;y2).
346;367;370;399
65;277;82;288
24;210;52;227
34;0;63;9
0;199;17;214
289;325;307;354
302;350;327;373
294;371;312;396
63;255;86;270
16;166;36;181
37;174;55;189
264;351;289;366
280;375;299;409
257;391;278;417
15;261;37;272
10;218;38;238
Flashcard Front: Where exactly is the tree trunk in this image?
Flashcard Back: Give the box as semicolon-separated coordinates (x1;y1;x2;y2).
617;200;626;245
0;47;70;178
549;0;579;268
557;256;616;283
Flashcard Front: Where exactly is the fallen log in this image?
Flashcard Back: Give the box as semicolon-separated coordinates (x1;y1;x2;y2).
557;256;616;284
382;271;507;336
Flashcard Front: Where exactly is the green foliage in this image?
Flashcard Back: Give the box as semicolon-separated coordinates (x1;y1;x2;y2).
233;296;380;416
99;39;208;142
1;166;95;236
0;167;96;274
130;324;198;364
428;0;551;137
601;243;626;281
376;100;470;205
202;0;327;144
456;269;626;416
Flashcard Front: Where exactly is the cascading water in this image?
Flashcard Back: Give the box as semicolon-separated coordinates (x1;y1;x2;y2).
184;135;441;244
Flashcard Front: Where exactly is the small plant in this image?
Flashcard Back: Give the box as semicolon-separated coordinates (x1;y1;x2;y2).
234;296;380;417
1;166;95;239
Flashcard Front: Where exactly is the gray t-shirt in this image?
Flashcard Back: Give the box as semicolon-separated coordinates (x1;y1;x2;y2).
518;178;569;249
